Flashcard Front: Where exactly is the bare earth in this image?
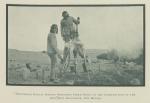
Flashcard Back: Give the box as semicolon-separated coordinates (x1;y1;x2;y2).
7;49;144;86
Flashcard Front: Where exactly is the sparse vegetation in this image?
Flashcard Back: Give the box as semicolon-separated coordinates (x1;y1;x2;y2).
97;49;119;63
8;49;144;85
128;50;144;65
97;48;144;65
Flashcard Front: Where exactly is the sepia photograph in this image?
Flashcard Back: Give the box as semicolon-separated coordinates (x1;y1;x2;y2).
7;5;145;86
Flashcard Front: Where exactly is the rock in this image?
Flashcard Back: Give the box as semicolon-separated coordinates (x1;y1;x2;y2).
16;67;31;80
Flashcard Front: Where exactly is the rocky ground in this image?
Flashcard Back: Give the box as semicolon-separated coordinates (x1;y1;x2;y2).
7;49;144;86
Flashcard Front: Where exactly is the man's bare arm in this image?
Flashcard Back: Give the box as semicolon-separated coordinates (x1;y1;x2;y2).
72;17;80;25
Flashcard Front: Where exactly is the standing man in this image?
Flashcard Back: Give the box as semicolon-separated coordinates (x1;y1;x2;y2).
60;11;87;72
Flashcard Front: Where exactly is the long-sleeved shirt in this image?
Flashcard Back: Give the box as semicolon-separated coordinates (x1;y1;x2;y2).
61;16;80;36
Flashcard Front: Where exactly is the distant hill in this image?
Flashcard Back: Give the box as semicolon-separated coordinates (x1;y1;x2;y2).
8;48;107;64
8;49;49;64
86;49;108;58
8;48;107;54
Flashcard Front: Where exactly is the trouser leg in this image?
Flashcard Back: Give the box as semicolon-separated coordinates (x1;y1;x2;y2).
73;49;78;73
63;35;70;62
63;47;69;62
78;46;87;72
50;54;57;80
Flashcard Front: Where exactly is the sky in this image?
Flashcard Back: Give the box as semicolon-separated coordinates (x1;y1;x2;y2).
8;6;143;53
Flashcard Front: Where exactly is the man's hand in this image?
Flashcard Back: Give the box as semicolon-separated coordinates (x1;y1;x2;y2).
56;51;63;64
77;17;80;24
